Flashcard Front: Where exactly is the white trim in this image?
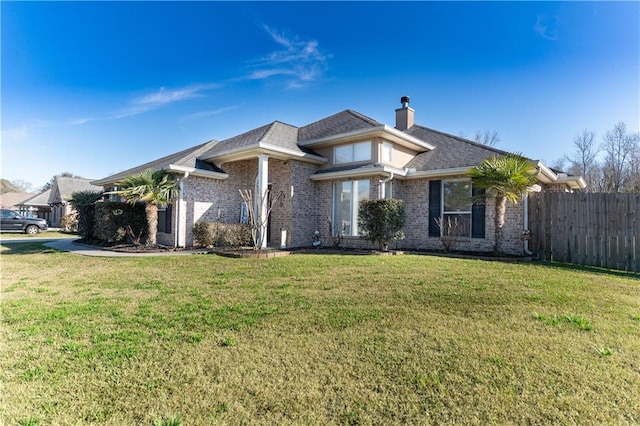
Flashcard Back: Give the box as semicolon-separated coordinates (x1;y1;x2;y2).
404;167;471;179
167;164;228;180
556;173;587;190
299;125;435;151
310;165;407;181
200;143;327;165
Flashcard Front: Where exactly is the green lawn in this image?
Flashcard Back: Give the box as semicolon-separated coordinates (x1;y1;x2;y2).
0;230;78;240
1;243;638;425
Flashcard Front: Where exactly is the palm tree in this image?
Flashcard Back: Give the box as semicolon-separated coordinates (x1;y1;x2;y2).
468;154;538;255
110;169;179;246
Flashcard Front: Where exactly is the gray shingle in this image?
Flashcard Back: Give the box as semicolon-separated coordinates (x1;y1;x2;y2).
201;121;315;158
49;177;101;204
404;125;515;171
298;110;381;142
93;140;221;186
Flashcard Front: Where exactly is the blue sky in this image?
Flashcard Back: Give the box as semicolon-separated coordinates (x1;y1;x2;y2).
2;1;639;190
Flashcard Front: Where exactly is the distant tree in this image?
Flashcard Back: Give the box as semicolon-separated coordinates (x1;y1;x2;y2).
563;129;600;192
40;172;82;192
108;169;179;246
0;179;33;194
601;122;639;193
473;130;501;147
468;154;538;255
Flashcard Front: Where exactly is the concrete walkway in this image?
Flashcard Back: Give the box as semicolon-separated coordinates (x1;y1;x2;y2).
2;237;209;257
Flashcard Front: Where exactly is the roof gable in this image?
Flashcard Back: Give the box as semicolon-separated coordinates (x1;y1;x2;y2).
49;177;102;204
298;110;381;142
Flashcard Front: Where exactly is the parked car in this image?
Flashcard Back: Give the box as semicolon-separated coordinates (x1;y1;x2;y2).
0;209;48;234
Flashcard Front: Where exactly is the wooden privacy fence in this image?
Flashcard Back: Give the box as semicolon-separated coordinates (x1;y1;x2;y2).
528;192;640;272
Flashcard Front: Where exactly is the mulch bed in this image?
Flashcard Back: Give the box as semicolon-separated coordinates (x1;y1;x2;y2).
74;238;533;261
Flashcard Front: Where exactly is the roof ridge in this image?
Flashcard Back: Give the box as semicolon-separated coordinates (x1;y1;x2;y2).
345;109;383;126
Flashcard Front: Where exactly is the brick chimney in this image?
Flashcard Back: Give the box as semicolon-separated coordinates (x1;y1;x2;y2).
395;96;414;130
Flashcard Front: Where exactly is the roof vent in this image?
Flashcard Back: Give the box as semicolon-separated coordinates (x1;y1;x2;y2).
395;96;414;131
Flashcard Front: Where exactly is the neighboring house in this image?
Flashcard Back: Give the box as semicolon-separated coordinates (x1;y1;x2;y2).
0;192;37;213
19;177;101;227
92;97;585;254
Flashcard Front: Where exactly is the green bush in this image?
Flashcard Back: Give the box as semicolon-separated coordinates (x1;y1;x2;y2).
193;222;252;248
60;212;78;232
358;199;406;251
93;202;147;244
67;190;103;238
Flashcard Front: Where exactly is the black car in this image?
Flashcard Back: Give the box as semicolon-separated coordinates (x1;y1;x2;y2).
0;209;48;234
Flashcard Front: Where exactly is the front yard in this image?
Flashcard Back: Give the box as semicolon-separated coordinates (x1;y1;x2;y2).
1;242;638;425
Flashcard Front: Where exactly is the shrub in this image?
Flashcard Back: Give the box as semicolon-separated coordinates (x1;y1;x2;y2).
67;190;103;238
358;199;406;251
60;212;78;232
93;202;147;244
193;222;252;248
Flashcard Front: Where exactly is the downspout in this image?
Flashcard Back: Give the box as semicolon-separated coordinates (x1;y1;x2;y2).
175;172;189;248
523;193;533;256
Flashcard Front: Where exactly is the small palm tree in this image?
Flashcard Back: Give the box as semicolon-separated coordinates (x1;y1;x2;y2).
468;154;538;255
110;169;179;246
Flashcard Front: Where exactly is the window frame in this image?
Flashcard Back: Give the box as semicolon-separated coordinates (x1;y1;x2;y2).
333;141;372;165
441;179;472;238
332;179;370;236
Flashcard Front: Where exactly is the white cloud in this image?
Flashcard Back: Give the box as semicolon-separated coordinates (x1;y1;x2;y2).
534;15;560;41
1;120;50;144
250;25;329;87
181;105;239;121
113;83;220;119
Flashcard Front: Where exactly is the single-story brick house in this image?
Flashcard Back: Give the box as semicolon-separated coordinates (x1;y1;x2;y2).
92;97;584;254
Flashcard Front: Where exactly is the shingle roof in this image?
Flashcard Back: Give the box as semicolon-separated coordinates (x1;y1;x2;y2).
298;110;382;142
200;121;323;158
49;177;102;204
20;189;52;207
0;192;37;209
403;125;515;171
92;140;221;186
201;121;298;158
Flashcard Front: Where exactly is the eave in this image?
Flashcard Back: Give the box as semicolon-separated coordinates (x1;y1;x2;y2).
310;164;407;181
167;164;229;180
201;142;328;165
298;125;435;152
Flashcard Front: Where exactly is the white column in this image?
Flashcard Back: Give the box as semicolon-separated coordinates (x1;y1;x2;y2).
257;155;269;249
175;172;189;248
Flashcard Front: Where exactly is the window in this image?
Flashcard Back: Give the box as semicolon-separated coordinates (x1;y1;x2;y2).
104;186;122;202
441;180;472;237
157;204;172;234
334;141;371;164
333;179;370;236
380;180;393;199
381;142;393;163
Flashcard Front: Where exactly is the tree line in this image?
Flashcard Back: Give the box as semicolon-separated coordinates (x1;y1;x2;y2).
554;122;640;193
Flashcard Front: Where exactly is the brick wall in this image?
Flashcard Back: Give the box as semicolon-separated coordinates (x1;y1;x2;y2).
166;162;528;255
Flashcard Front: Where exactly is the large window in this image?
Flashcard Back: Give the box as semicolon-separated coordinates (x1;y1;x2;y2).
333;179;370;236
441;180;472;237
334;142;371;164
